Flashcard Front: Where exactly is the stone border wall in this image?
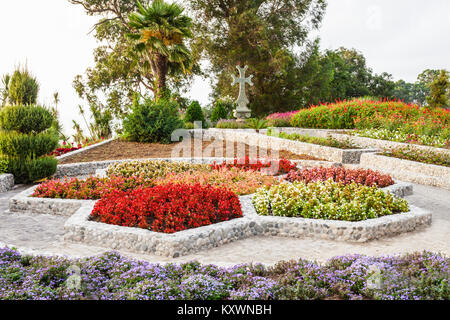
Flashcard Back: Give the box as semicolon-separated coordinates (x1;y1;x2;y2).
0;174;14;193
203;129;377;164
327;131;450;157
10;182;423;258
56;138;116;162
64;199;430;258
359;153;450;190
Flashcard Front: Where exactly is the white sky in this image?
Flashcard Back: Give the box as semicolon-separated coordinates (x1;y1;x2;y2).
0;0;449;136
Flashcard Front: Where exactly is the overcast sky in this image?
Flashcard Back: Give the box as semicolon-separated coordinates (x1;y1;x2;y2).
0;0;449;136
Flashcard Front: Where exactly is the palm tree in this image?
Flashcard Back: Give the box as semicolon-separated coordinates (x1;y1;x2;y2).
127;0;193;98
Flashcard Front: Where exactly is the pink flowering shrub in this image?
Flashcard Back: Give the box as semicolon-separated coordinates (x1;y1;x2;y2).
266;111;300;127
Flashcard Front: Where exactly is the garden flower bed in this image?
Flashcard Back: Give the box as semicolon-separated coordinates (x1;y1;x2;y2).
1;248;447;300
252;180;409;221
285;167;395;188
91;184;243;233
31;176;153;200
54;138;115;161
350;128;449;149
152;168;278;196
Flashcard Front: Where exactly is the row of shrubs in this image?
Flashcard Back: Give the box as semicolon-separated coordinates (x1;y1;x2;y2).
0;105;58;183
265;99;450;148
1;247;447;300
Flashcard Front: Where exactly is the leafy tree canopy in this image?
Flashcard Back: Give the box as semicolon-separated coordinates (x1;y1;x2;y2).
70;0;200;118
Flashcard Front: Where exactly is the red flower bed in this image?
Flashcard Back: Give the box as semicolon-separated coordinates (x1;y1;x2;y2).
91;183;243;233
285;167;395;188
32;176;153;200
49;147;81;157
211;156;297;175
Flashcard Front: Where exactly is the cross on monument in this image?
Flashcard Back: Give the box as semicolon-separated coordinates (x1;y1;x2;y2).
231;65;253;120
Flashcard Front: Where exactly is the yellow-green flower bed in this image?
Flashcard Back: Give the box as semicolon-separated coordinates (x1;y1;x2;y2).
252;180;409;221
106;160;211;179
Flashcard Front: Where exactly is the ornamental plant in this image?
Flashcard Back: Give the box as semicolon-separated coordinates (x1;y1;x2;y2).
0;105;58;183
31;176;153;200
106;160;211;179
122;98;184;144
267;129;358;149
252;180;409;221
289;99;450;144
90;183;243;233
381;146;450;167
211;156;297;175
285;167;395;188
266;110;300;127
1;248;447;300
153;167;278;196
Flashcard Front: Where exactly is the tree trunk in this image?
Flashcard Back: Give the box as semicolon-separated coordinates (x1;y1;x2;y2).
154;53;169;99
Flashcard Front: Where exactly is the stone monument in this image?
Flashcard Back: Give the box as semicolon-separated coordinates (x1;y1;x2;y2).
231;65;253;120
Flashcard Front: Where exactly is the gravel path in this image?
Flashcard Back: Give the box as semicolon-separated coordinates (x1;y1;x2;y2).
0;183;449;266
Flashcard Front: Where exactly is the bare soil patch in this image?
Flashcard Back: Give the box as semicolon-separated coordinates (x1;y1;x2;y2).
59;139;325;164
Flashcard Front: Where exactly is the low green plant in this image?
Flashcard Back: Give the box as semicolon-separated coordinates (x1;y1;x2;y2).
122;98;184;144
215;120;249;129
246;118;268;131
252;180;409;221
267;129;358;149
106;160;211;180
381;146;450;167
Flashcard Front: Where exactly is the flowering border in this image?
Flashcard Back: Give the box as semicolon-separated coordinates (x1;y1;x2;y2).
9;180;425;258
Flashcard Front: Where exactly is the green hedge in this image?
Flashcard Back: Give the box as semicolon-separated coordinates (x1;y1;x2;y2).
6;157;57;183
123;98;184;144
0;131;58;158
0;105;57;183
184;101;205;124
0;105;53;134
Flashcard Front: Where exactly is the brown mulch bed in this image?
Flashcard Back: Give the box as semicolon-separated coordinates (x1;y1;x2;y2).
59;139;325;164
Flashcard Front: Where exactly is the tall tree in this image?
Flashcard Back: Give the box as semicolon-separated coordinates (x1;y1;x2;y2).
426;70;449;108
127;0;193;98
70;0;198;118
0;74;10;106
188;0;327;115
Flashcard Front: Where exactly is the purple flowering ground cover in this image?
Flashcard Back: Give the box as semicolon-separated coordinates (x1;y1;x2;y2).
0;247;448;300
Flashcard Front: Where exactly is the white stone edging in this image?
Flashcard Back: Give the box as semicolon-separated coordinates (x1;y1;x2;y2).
56;138;116;161
10;182;424;258
360;153;450;190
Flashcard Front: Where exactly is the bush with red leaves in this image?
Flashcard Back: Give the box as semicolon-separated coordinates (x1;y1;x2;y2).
285;167;395;188
90;183;243;234
211;156;296;175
